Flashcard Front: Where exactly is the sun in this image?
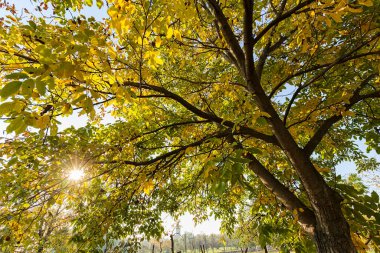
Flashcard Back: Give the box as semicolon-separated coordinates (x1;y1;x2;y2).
68;169;85;181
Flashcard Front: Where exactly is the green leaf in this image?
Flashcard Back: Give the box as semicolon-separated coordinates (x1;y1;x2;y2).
50;123;58;136
35;78;46;95
0;102;14;115
246;147;262;154
1;81;22;98
28;20;37;30
371;191;379;203
46;77;55;90
56;62;75;78
0;100;25;115
214;182;226;195
7;157;18;166
6;116;26;134
5;72;29;80
21;79;35;97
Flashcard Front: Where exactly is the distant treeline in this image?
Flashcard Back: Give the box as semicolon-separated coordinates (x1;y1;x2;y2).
139;233;263;253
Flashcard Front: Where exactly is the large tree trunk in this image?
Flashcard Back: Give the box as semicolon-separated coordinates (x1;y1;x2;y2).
311;186;356;253
245;132;355;252
250;83;357;252
210;1;359;251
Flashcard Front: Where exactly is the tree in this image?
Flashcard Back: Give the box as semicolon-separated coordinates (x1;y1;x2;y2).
0;0;379;252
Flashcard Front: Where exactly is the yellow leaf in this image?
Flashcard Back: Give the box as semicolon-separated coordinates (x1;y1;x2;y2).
107;6;119;19
301;40;309;53
13;100;26;113
6;15;17;22
260;112;271;118
341;110;355;117
174;30;182;41
315;165;331;173
351;233;369;251
31;91;40;98
329;13;342;23
154;54;164;65
143;180;154;195
166;27;173;39
155;36;162;48
325;17;332;27
62;103;72;115
35;115;50;129
358;0;373;6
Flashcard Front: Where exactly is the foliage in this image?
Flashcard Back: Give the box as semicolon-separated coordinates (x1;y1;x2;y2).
0;0;379;251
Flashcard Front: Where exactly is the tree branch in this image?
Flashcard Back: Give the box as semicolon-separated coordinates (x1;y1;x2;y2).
304;74;379;156
124;81;279;145
252;0;314;46
257;32;293;78
269;50;380;99
246;152;316;233
256;1;289;78
207;0;246;72
226;134;316;233
97;131;230;167
0;48;39;63
283;37;380;125
243;0;256;81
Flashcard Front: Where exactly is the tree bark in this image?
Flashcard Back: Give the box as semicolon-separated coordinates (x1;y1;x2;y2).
209;0;358;252
245;65;356;253
312;191;356;253
252;85;356;252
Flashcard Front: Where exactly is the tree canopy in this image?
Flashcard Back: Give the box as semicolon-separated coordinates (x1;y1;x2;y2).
0;0;379;252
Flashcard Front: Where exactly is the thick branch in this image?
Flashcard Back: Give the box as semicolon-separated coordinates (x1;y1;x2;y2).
124;81;279;145
225;134;316;233
243;0;256;82
246;153;316;233
207;0;246;71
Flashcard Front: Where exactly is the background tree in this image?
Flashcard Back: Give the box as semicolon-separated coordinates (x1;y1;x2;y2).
0;0;379;252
